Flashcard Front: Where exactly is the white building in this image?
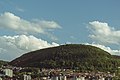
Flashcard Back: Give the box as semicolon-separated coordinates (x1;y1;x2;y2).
63;75;67;80
24;74;31;80
79;76;85;80
4;69;13;77
100;78;105;80
51;75;67;80
70;76;85;80
0;77;2;80
51;76;58;80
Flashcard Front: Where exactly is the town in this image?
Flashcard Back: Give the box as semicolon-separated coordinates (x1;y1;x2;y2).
0;65;119;80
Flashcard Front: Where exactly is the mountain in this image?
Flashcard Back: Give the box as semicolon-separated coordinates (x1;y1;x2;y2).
10;44;120;71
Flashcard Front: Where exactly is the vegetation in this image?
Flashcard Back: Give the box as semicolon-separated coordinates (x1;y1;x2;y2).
0;60;8;67
10;44;120;72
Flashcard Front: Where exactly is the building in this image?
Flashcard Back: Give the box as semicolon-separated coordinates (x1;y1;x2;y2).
79;76;85;80
4;69;13;77
63;75;67;80
0;77;2;80
51;76;58;80
23;74;31;80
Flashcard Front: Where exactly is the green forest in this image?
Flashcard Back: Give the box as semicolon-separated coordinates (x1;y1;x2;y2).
10;44;120;72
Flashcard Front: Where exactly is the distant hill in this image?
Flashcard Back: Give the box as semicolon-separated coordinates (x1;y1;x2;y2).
10;44;120;72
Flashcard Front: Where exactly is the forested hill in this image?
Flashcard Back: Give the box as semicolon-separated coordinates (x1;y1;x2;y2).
0;60;8;67
10;44;120;71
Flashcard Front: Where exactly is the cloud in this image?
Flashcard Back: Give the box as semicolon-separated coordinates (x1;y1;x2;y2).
89;21;120;45
0;12;61;34
0;35;59;61
85;43;120;56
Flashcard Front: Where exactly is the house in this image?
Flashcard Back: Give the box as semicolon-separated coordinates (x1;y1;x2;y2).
0;77;2;80
4;69;13;77
23;74;31;80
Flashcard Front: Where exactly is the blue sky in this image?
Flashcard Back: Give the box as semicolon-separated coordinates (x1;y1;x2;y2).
0;0;120;61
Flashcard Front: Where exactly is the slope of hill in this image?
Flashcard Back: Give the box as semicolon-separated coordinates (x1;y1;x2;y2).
0;60;8;67
10;44;120;71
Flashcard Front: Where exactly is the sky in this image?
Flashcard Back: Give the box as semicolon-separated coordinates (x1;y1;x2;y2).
0;0;120;61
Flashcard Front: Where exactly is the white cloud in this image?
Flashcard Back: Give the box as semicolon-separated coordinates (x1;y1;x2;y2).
89;21;120;45
0;12;61;34
85;43;120;56
0;35;59;61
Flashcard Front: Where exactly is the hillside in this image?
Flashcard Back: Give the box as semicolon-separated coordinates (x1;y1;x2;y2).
0;60;8;67
10;44;120;72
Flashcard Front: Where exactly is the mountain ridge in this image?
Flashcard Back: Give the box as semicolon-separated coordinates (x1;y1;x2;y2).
10;44;120;72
